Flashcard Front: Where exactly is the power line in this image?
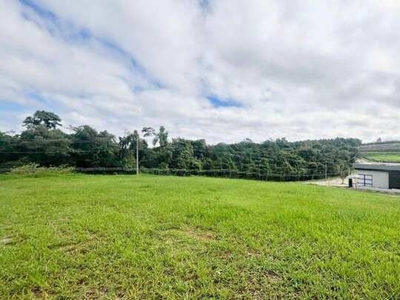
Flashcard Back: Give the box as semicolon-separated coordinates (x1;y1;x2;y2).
0;139;116;144
0;149;114;154
0;166;344;178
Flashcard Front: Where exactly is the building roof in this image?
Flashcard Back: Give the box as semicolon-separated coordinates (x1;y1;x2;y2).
354;163;400;172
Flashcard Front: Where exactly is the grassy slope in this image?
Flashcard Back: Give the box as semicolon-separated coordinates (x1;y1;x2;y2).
362;152;400;163
359;142;400;163
1;175;400;299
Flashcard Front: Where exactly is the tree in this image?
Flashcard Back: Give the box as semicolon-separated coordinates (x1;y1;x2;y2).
142;126;169;147
171;138;202;170
0;132;19;167
191;139;207;160
70;125;118;168
337;163;350;184
118;133;136;168
17;124;71;166
2;110;363;180
23;110;62;129
157;126;169;147
142;127;155;140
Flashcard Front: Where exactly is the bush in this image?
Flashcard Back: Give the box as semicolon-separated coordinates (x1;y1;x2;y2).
9;163;75;176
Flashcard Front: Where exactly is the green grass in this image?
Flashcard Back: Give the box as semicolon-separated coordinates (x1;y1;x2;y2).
1;174;400;299
362;151;400;163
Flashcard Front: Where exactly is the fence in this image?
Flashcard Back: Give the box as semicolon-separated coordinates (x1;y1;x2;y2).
1;166;342;182
76;167;340;182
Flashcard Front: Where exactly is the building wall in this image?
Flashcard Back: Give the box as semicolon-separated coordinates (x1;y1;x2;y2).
356;170;389;189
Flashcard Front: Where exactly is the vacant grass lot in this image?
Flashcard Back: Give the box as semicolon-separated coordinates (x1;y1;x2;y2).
1;174;400;299
362;151;400;163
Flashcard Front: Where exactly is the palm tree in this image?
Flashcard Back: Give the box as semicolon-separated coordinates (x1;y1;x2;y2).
142;126;169;147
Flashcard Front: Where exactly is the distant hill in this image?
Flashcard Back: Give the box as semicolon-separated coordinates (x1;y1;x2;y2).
359;141;400;163
359;141;400;152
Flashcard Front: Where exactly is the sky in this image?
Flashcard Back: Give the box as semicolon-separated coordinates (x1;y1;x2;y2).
0;0;400;144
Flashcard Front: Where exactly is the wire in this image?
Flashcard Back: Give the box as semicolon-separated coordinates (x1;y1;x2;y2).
0;139;116;144
0;166;344;179
0;149;115;154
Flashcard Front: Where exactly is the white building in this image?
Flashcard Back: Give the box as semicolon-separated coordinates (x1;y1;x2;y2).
353;163;400;189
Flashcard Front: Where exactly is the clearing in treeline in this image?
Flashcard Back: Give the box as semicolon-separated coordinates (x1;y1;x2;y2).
1;174;400;298
362;152;400;163
359;142;400;163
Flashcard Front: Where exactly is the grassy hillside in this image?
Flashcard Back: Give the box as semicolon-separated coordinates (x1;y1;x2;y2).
359;142;400;162
359;141;400;152
1;175;400;298
362;151;400;163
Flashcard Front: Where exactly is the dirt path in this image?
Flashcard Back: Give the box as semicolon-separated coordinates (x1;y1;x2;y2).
305;177;349;187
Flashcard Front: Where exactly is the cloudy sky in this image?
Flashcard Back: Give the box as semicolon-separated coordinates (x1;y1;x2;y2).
0;0;399;144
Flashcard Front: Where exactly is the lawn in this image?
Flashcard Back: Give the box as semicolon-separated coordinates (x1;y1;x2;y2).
1;174;400;299
362;151;400;163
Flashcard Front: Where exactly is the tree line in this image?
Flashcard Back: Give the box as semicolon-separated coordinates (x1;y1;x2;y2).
0;110;361;181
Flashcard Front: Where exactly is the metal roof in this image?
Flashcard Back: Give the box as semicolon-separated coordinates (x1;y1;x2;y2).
354;163;400;172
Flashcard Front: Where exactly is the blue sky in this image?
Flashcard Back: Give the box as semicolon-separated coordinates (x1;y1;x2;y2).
1;0;400;143
207;96;242;108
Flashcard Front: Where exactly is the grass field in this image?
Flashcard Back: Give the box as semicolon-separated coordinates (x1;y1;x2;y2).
362;151;400;163
1;174;400;298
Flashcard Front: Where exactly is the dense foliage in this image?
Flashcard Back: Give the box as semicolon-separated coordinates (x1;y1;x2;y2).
0;111;361;180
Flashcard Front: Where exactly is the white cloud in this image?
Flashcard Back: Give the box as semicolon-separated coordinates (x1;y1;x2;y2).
1;0;400;143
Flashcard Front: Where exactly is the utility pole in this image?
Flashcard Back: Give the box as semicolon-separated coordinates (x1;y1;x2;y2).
136;136;139;175
134;130;139;175
325;163;328;180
